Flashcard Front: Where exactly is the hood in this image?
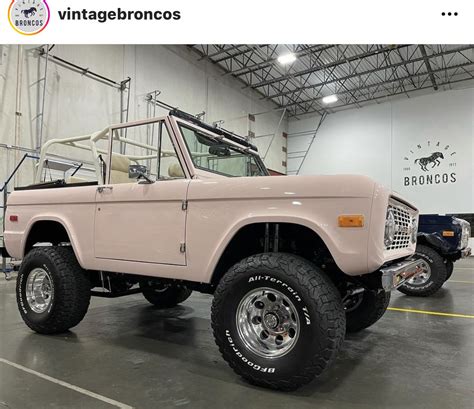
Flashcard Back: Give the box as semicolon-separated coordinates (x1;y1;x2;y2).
188;174;377;201
419;214;455;226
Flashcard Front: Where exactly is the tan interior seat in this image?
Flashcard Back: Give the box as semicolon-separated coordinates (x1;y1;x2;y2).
110;153;134;184
66;176;87;184
168;163;184;178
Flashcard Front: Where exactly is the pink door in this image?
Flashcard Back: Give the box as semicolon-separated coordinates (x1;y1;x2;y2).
94;179;189;265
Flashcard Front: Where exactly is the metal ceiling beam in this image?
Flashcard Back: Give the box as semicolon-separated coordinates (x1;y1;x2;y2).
396;47;418;89
419;45;439;90
189;45;322;116
230;45;335;77
193;44;474;117
250;45;411;89
267;45;474;100
189;45;276;108
204;44;249;59
289;75;474;117
283;60;474;109
250;46;326;116
213;45;267;63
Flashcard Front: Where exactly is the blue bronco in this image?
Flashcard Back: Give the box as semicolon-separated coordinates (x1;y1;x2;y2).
398;214;471;296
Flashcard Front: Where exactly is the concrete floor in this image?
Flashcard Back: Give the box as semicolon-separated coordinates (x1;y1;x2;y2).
1;260;473;409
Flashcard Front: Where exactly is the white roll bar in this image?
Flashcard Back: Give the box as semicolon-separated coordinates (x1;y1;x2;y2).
35;116;213;184
35;117;176;184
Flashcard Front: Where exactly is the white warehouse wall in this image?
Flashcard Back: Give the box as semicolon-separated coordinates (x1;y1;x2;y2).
0;44;288;193
288;88;474;215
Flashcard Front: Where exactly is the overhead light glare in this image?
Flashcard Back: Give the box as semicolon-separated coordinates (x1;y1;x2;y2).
322;94;338;104
277;53;297;65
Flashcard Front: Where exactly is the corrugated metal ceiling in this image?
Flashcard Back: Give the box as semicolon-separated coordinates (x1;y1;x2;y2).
191;44;474;116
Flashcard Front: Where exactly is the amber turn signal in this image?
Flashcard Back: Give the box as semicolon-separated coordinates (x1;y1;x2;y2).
442;230;455;237
338;215;364;228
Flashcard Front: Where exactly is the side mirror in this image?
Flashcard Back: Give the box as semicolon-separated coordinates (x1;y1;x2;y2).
129;164;154;184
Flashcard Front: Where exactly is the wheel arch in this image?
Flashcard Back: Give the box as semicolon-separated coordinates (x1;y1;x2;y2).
22;217;85;267
209;219;338;286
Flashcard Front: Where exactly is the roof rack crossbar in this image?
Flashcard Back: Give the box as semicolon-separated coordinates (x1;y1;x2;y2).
169;109;258;152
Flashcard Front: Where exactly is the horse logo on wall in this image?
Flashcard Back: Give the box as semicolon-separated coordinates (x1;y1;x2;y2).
402;141;456;187
414;152;444;171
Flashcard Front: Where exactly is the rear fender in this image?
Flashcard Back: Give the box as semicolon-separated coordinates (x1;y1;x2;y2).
21;216;86;268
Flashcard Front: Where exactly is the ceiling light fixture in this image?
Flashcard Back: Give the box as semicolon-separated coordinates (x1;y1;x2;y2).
277;53;297;65
322;95;338;104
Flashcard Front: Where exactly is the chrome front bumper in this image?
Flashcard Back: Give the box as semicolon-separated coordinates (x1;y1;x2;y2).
380;259;425;291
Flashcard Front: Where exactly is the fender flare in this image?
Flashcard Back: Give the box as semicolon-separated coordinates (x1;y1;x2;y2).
205;215;341;283
22;216;87;268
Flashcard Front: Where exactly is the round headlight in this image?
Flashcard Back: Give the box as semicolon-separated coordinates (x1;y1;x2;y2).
460;220;470;249
411;217;418;243
385;209;396;247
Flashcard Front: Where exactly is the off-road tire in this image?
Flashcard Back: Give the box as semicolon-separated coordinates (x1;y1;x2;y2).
397;244;447;297
345;290;391;333
445;260;454;281
16;247;91;334
211;253;346;391
140;283;192;308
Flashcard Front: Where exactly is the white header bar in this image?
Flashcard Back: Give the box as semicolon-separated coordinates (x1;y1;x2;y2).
1;0;472;44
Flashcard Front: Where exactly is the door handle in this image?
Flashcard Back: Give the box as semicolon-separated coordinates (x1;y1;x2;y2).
97;186;113;193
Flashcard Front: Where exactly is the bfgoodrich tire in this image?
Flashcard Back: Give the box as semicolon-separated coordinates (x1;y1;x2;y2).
345;290;391;333
397;244;447;297
140;282;192;308
16;247;91;334
211;253;346;391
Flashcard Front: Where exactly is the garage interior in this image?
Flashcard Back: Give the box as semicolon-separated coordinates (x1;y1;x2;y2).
0;44;473;408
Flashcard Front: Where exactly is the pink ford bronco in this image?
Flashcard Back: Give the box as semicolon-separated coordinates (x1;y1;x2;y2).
4;109;423;390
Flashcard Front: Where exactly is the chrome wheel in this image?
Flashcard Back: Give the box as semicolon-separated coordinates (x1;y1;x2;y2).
150;284;169;293
407;260;431;286
26;268;53;314
344;293;364;313
236;287;299;358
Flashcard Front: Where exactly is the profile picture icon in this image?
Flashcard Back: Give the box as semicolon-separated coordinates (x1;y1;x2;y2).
8;0;50;35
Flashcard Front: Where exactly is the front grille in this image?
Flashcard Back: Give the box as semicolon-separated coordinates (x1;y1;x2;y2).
386;200;412;250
